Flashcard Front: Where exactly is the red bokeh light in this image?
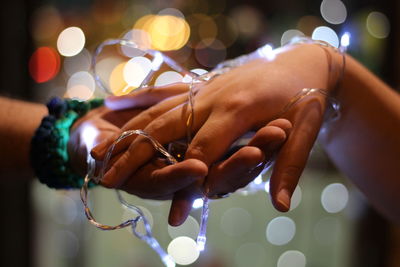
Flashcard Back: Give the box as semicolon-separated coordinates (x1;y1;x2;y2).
29;46;60;83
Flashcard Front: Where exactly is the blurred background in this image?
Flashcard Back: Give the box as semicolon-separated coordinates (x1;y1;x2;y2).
0;0;399;266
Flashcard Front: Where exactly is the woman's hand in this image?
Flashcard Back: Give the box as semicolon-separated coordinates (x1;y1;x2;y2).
91;43;342;223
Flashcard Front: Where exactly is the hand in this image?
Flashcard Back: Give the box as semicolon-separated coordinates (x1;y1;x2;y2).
168;118;292;226
68;105;207;199
92;43;341;221
67;106;142;176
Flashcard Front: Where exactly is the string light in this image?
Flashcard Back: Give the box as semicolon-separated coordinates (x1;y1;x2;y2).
82;37;344;266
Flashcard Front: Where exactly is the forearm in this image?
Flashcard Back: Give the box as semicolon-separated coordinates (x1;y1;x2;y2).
0;97;47;179
319;55;400;223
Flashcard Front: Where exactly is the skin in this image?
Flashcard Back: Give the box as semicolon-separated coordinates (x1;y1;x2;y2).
0;97;47;179
92;43;400;225
0;97;207;197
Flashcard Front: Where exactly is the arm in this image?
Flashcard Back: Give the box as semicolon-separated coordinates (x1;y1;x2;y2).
319;55;400;223
0;97;47;179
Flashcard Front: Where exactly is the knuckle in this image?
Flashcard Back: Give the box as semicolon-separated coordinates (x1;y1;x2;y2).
185;145;207;163
146;117;167;135
280;164;303;180
219;95;249;113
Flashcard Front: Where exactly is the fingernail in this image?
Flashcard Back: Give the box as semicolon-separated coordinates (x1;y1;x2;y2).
276;188;291;211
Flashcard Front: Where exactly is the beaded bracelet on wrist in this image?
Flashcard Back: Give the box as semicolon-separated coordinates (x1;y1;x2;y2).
30;97;104;189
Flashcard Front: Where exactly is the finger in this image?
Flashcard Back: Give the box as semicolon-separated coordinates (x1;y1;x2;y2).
248;119;292;158
102;103;210;187
168;184;202;226
269;100;325;212
106;83;189;110
185;112;250;166
119;159;208;199
205;119;292;196
205;146;265;196
91;93;188;159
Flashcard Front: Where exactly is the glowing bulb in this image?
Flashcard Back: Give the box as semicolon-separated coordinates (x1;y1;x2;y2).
340;32;350;47
264;180;270;193
253;175;263;185
151;51;164;71
196;236;206;251
258;44;275;60
192;198;203;209
81;125;99;151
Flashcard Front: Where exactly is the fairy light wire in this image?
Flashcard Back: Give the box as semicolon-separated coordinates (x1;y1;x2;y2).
81;37;343;266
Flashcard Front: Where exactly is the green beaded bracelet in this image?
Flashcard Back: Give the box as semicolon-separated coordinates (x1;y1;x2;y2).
30;97;104;189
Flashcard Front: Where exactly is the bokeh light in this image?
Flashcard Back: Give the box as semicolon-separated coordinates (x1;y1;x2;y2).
168;215;200;240
186;14;218;47
123;56;152;87
109;62;132;96
63;48;91;76
266;216;296;245
366;11;390;39
29;46;60;83
321;183;349;213
95;57;125;94
230;5;262;39
66;71;95;101
277;250;306;267
312;26;339;48
213;15;238;48
121;29;151;57
290;185;302;211
320;0;347;25
122;205;154;234
220;207;252;237
155;71;183;86
134;11;190;51
195;39;227;67
57;27;86;57
167;236;200;265
281;29;305;46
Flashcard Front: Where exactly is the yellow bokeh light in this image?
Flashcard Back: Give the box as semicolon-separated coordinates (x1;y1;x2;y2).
134;14;190;51
109;62;134;96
